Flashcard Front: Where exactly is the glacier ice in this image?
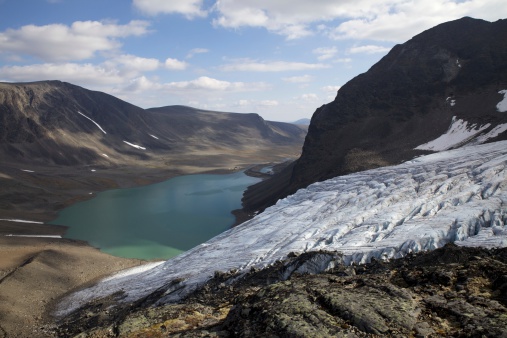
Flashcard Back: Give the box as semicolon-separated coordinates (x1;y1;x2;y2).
57;140;507;317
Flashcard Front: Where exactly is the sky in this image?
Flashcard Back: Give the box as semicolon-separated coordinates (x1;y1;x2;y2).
0;1;506;122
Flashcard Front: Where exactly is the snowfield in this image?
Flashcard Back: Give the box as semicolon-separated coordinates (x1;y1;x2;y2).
77;111;107;134
498;89;507;112
57;140;507;317
415;116;507;151
123;141;146;150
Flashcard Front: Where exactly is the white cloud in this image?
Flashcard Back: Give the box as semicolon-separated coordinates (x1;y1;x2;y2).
212;0;379;39
220;60;329;72
166;76;268;91
186;48;209;58
313;47;338;61
122;76;162;92
260;100;279;106
0;20;151;62
329;0;507;42
235;99;278;107
282;75;314;83
322;85;341;93
334;58;352;63
133;0;207;18
164;58;188;70
212;0;507;42
348;45;391;54
106;54;160;72
0;63;123;86
300;93;319;101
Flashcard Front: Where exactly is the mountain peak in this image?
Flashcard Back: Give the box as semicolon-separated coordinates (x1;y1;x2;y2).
243;17;507;212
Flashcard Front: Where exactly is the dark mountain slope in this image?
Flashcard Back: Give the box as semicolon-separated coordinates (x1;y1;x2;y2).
0;81;161;165
243;17;507;212
147;105;306;150
0;81;306;167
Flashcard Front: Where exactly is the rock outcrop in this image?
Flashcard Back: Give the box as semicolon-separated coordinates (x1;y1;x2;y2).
54;244;507;337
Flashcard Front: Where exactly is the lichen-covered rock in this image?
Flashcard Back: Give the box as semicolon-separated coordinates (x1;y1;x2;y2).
56;245;507;337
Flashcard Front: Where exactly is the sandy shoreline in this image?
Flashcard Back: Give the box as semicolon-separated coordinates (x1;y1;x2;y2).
0;157;293;337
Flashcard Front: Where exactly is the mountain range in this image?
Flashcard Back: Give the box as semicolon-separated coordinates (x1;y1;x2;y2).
242;17;507;213
0;81;306;167
0;81;306;222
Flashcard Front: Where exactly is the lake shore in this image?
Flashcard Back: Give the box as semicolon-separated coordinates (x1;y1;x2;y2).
0;156;294;337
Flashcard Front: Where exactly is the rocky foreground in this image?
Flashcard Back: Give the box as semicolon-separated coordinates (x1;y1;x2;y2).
53;244;507;337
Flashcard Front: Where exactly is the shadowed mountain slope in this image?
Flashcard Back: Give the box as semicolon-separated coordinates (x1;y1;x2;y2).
0;81;306;167
243;17;507;212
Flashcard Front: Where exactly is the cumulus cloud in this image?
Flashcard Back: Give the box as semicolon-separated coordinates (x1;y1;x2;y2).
235;99;278;107
105;54;160;73
186;48;209;58
122;76;162;92
0;20;151;62
0;63;123;86
334;58;352;63
212;0;507;41
212;0;377;39
300;93;319;101
322;85;341;93
166;76;268;91
220;60;329;72
260;100;279;106
348;45;391;54
133;0;207;18
282;75;314;83
329;0;507;42
313;47;338;61
164;58;188;70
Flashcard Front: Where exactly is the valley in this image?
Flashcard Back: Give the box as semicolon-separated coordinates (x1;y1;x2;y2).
1;15;507;338
0;81;306;337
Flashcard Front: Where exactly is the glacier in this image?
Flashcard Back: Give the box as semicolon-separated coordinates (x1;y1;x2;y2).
57;140;507;317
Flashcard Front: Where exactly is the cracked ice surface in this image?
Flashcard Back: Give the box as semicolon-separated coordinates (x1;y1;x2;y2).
57;140;507;317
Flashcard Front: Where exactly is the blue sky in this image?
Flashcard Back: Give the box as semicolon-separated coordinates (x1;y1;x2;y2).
0;0;505;122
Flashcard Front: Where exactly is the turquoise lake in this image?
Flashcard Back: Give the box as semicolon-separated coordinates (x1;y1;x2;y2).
49;172;260;260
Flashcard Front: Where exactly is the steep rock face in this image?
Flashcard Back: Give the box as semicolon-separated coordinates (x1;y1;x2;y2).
243;17;507;212
0;81;306;166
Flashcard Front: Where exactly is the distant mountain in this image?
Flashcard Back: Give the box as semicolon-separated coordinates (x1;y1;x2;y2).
292;118;310;125
0;81;306;166
243;17;507;212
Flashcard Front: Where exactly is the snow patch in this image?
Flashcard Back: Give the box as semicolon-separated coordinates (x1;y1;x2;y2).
415;117;490;151
0;219;44;224
91;169;96;172
102;153;109;158
468;123;507;146
446;97;456;106
497;90;507;112
102;261;164;282
77;111;107;134
57;140;507;317
5;234;61;238
20;169;35;173
123;141;146;150
149;134;159;140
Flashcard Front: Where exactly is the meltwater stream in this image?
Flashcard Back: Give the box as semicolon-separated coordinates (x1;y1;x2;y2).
49;171;260;260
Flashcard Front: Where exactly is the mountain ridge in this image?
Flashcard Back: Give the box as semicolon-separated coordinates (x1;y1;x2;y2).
0;80;306;167
242;17;507;213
